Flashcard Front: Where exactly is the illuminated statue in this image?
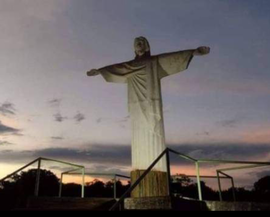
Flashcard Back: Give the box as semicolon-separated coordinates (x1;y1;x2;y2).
87;37;210;197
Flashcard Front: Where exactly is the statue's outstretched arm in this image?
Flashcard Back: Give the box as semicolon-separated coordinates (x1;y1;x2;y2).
158;47;210;78
87;62;146;83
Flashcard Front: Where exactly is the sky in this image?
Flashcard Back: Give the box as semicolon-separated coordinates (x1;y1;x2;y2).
0;0;270;188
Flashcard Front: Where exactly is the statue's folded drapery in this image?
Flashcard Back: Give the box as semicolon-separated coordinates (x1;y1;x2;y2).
97;50;194;171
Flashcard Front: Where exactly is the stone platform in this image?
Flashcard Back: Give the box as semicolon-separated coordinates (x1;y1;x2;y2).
125;197;270;211
205;201;270;211
24;197;270;211
171;198;270;211
124;197;172;210
27;197;116;211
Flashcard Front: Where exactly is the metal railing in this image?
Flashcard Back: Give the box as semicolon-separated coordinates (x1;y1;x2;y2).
60;171;130;199
0;157;85;198
109;148;270;211
1;148;270;211
216;163;270;202
172;174;236;201
0;157;130;200
109;148;205;211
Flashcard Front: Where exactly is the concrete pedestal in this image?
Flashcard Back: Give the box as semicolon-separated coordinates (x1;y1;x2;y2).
131;170;169;198
125;197;172;210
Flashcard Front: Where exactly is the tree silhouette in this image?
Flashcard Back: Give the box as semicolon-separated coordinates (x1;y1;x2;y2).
254;176;270;194
171;174;219;201
1;169;270;210
0;169;59;210
14;169;59;197
254;176;270;202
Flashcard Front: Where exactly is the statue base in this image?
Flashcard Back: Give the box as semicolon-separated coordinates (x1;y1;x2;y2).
124;197;172;210
131;170;169;198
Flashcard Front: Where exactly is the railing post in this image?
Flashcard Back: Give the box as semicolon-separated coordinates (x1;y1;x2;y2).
231;177;236;202
217;171;223;202
34;158;42;197
166;149;172;197
81;167;85;198
114;175;117;199
59;173;63;198
195;162;203;201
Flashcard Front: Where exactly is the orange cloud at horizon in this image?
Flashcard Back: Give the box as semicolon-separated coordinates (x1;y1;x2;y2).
242;126;270;144
0;163;35;180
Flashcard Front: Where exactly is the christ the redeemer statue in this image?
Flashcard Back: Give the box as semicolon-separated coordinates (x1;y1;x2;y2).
87;37;210;198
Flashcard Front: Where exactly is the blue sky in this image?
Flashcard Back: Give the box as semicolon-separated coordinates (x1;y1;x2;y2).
0;0;270;187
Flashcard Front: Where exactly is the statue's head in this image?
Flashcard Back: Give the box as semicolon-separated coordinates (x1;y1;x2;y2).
134;37;151;60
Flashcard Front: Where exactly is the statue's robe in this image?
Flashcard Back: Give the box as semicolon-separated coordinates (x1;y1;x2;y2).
98;50;194;172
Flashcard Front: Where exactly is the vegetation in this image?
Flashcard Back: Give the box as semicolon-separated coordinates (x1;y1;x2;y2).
0;169;270;210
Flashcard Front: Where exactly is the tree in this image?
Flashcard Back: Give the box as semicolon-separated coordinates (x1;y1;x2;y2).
62;183;82;197
86;179;106;198
253;176;270;202
105;180;130;198
0;169;59;210
254;176;270;194
14;169;59;197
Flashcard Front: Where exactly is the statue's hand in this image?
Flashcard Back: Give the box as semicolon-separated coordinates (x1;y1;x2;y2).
87;69;100;76
194;46;210;56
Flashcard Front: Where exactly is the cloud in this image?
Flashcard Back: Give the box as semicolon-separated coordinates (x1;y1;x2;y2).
0;102;16;116
74;112;86;123
34;145;131;166
216;117;244;129
0;145;131;169
96;116;130;125
53;113;68;123
48;98;62;107
0;146;131;175
87;165;130;176
163;75;270;97
53;112;86;124
96;118;103;124
51;137;64;141
0;0;69;22
1;143;270;169
0;121;21;135
218;120;238;128
117;116;130;123
116;116;129;129
254;171;270;179
196;131;210;137
0;143;269;183
0;141;13;146
170;143;270;161
242;128;270;144
95;116;129;130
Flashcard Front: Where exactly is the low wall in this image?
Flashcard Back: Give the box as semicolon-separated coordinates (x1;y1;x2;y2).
205;201;270;211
